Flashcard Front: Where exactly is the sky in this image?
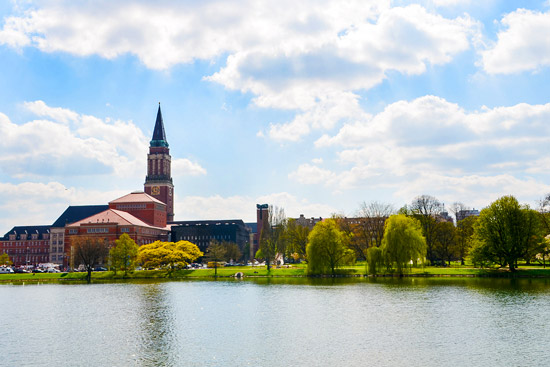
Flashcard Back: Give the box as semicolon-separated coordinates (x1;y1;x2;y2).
1;0;550;234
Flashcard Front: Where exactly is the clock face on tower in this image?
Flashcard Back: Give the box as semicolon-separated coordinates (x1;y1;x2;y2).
151;186;160;195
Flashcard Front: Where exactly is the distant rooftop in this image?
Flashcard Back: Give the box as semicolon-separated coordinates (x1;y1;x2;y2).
110;192;165;205
51;205;109;228
68;209;168;230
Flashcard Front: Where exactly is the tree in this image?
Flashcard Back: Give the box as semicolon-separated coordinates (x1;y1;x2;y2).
366;246;383;275
259;205;287;270
138;240;203;276
306;219;355;276
72;236;109;283
205;240;226;278
223;242;242;263
455;215;477;265
474;195;543;272
285;218;310;261
350;201;393;259
109;233;139;275
448;202;468;224
0;253;12;266
434;221;457;266
410;195;442;264
381;214;427;276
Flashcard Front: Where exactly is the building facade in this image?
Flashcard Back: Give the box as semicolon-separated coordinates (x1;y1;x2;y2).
109;192;167;228
64;208;170;268
1;226;51;266
49;205;109;265
144;105;174;222
171;220;250;253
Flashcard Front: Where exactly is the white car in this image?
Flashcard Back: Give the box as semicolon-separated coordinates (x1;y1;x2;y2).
47;268;61;273
0;267;14;274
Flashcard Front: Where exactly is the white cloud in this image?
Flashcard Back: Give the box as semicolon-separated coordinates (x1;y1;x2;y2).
0;181;129;234
0;101;206;179
0;1;478;141
291;96;550;207
288;164;335;185
172;158;207;177
481;9;550;74
210;4;477;112
176;192;337;222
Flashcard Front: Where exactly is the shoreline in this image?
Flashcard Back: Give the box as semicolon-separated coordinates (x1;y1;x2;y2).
2;266;550;283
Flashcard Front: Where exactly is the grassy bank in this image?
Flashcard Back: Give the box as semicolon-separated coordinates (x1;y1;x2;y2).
3;263;550;283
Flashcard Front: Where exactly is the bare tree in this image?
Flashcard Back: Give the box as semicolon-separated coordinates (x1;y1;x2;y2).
72;236;109;283
448;202;468;224
205;240;226;278
259;205;287;270
349;201;393;259
410;195;442;264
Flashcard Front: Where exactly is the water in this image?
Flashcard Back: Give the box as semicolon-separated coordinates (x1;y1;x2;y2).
1;277;550;366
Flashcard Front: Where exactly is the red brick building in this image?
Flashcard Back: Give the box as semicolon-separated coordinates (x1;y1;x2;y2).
1;226;51;266
63;208;170;268
109;192;167;228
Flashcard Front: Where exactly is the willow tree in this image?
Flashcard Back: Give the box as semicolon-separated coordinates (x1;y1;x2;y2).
306;219;355;276
138;240;203;276
381;214;427;276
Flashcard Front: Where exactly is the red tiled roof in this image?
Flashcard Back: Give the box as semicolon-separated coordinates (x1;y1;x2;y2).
109;191;165;205
67;209;168;230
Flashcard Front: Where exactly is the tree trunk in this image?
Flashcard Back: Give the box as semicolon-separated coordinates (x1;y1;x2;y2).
86;269;92;283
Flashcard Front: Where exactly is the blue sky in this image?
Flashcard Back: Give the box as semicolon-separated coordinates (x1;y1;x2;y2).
1;0;550;234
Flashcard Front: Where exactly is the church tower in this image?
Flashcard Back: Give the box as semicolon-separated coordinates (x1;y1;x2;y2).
144;104;174;222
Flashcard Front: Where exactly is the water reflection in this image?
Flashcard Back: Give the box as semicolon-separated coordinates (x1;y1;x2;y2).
136;283;179;366
1;278;550;366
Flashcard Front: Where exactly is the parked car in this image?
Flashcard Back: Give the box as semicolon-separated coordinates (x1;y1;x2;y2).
93;266;107;272
47;268;61;273
32;268;44;273
13;268;29;273
0;267;14;274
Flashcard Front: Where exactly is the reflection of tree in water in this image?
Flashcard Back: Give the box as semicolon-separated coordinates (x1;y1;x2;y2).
137;283;180;366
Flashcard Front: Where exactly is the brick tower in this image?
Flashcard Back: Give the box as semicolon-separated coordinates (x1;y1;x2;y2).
144;104;174;222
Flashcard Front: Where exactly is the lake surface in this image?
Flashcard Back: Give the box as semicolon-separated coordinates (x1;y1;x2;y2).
1;277;550;366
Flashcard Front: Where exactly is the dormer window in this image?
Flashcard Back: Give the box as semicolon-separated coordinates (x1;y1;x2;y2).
32;234;38;240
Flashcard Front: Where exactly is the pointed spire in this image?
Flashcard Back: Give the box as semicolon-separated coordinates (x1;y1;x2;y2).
150;103;169;147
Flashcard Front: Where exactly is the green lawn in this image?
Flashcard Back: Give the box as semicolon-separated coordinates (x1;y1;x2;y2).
2;263;550;283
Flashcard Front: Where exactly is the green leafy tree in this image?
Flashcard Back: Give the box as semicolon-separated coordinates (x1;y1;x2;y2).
138;240;203;276
474;195;543;272
456;216;477;265
205;240;226;277
381;214;427;276
109;233;139;275
72;236;109;283
434;221;457;266
0;253;12;266
306;219;355;276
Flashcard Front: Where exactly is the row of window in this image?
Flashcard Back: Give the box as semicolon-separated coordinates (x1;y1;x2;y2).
115;204;146;210
181;235;231;241
8;234;46;241
86;228;109;233
3;248;48;254
2;241;46;246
